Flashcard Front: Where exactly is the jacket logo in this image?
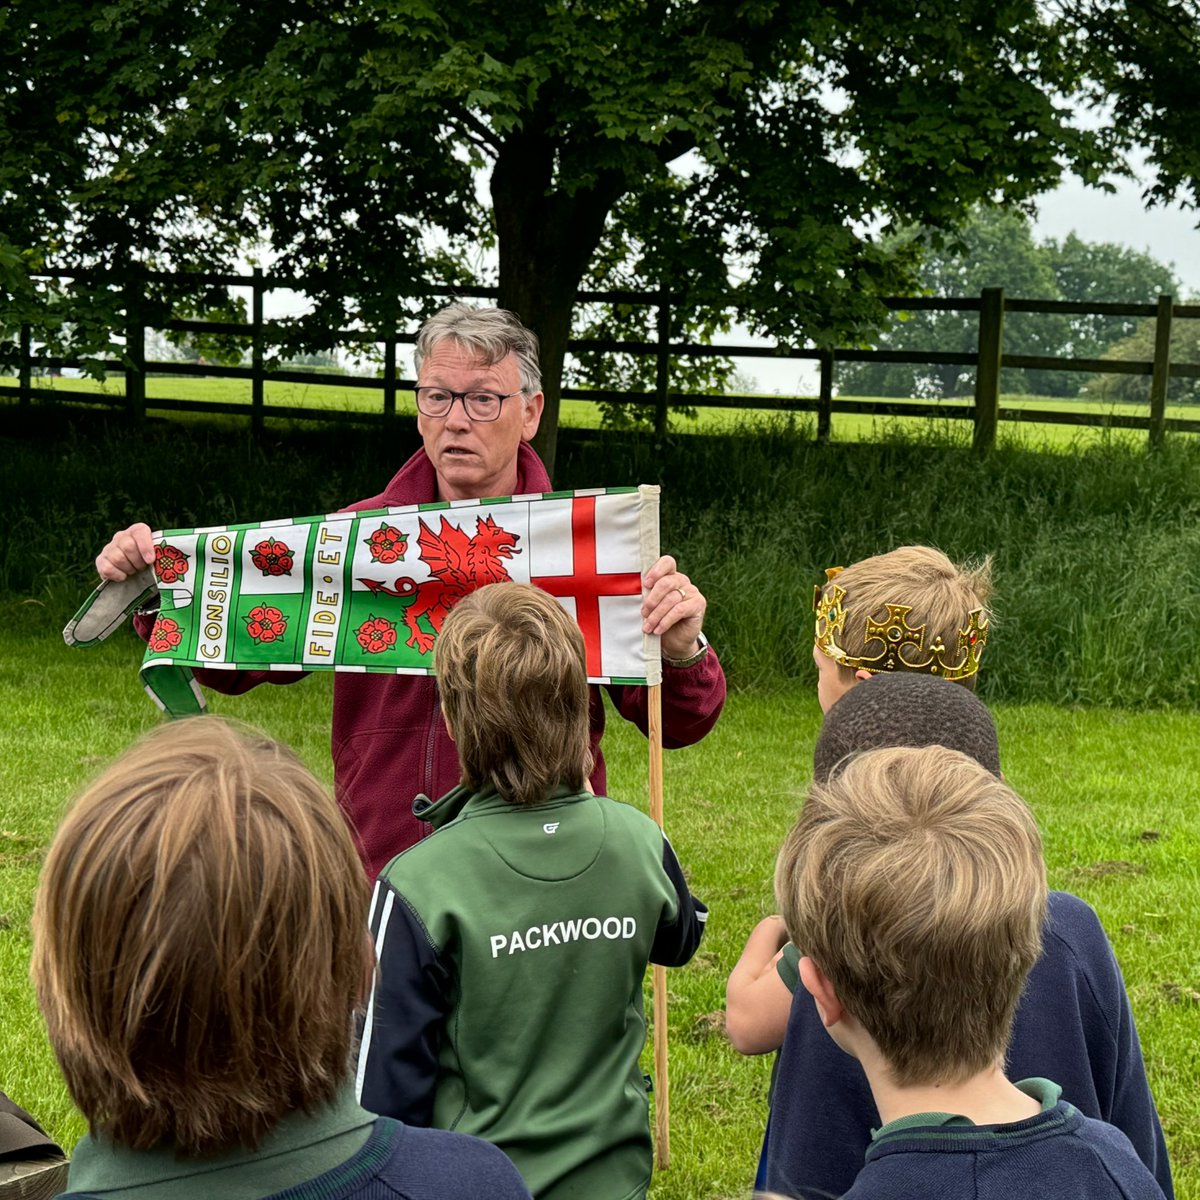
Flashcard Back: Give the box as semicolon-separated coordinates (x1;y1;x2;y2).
543;822;560;835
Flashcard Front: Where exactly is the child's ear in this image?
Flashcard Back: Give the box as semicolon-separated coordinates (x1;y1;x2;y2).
798;956;845;1030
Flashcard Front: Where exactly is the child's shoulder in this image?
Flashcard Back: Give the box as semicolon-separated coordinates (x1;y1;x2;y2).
851;1101;1160;1200
1041;889;1126;995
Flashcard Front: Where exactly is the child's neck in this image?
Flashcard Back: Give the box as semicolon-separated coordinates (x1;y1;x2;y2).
865;1055;1042;1128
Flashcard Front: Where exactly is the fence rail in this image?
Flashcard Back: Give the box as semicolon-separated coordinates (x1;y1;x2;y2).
4;271;1199;448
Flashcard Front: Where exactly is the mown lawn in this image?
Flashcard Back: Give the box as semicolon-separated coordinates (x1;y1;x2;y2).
2;606;1197;1199
3;373;1195;451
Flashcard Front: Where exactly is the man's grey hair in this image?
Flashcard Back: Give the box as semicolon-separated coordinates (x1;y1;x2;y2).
414;304;542;395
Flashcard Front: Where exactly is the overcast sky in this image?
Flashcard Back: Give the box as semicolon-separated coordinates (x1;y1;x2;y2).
1034;173;1200;297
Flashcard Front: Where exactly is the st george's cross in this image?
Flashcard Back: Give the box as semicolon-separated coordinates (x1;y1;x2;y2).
530;494;646;679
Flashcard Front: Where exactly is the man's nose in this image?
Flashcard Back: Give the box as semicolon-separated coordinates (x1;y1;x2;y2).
443;396;474;429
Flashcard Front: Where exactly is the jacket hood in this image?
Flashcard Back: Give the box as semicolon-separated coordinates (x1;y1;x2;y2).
412;784;473;831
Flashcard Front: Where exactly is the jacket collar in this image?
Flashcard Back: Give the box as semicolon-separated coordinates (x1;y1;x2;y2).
412;782;588;830
377;441;552;508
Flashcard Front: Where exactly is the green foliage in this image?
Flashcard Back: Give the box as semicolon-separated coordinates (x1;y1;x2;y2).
1043;232;1180;359
837;208;1184;400
1070;0;1200;211
6;0;1194;468
1091;315;1200;404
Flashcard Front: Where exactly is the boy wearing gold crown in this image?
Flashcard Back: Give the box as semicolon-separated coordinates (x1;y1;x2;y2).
809;545;991;712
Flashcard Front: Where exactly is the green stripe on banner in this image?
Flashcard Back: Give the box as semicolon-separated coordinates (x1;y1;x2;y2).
335;516;360;663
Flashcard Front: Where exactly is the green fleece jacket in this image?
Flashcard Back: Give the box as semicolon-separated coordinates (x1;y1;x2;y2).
355;784;707;1200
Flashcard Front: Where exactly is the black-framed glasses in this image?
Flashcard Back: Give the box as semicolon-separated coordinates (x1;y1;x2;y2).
414;387;524;422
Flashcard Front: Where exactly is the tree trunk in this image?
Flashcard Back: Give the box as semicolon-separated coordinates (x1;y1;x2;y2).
491;130;625;479
936;362;962;399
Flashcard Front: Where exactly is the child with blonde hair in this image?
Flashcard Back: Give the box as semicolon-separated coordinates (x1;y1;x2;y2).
811;545;991;710
775;745;1164;1200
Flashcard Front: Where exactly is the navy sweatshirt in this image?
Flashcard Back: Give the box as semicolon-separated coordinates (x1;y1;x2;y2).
763;890;1173;1200
844;1083;1164;1200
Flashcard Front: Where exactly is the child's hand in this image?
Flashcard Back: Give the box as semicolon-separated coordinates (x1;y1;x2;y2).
725;915;796;1055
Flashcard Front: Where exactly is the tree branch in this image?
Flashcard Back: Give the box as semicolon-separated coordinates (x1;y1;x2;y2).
451;109;501;155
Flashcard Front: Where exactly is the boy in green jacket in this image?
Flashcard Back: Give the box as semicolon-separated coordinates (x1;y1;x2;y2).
356;582;707;1199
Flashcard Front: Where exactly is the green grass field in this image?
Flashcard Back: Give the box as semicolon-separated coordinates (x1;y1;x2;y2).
4;373;1195;450
2;606;1198;1198
3;405;1200;1197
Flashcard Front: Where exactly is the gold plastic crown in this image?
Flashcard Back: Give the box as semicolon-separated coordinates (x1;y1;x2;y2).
813;568;988;682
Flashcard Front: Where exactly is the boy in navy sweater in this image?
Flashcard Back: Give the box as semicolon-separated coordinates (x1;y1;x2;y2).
734;675;1172;1198
32;718;531;1200
774;743;1165;1200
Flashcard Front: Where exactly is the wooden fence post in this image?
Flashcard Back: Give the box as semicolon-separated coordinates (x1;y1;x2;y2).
251;267;265;436
19;323;31;408
383;336;397;420
817;350;834;443
125;274;146;424
654;289;670;440
973;287;1004;453
1148;293;1173;450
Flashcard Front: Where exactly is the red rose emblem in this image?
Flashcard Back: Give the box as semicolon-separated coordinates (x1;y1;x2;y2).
365;523;407;565
149;616;183;653
245;605;288;644
356;615;398;654
154;544;189;585
251;537;294;577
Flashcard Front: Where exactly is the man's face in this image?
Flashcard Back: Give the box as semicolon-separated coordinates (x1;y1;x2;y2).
814;641;860;713
417;341;544;501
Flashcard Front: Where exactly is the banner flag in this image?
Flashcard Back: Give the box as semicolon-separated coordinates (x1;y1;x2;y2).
132;486;661;717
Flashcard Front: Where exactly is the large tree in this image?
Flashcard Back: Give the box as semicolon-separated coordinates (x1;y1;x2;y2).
2;0;1196;470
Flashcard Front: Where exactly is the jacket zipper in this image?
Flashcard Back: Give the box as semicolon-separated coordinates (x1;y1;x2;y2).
420;683;441;839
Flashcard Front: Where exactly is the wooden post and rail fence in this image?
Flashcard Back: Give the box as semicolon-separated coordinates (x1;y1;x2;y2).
5;270;1200;450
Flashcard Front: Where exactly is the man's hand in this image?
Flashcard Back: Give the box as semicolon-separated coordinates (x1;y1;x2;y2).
96;523;156;582
641;554;708;662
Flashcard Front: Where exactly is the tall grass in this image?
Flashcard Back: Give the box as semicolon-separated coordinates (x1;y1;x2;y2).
4;406;1200;706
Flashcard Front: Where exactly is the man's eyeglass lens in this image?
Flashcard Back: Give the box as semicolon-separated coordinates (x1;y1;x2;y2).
415;388;520;421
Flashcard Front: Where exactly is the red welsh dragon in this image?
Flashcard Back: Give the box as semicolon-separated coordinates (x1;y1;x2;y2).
358;515;521;655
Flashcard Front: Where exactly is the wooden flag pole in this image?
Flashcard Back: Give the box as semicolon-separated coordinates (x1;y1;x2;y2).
647;681;669;1169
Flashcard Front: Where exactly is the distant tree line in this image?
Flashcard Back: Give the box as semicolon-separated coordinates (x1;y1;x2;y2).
836;208;1196;402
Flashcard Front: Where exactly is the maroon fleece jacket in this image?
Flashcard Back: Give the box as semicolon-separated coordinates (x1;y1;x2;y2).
137;444;726;878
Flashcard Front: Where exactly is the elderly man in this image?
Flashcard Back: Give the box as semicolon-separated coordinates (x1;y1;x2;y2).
97;304;725;877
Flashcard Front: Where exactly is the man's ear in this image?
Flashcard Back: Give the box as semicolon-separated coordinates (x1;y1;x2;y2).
853;669;873;682
798;955;846;1031
520;391;545;441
